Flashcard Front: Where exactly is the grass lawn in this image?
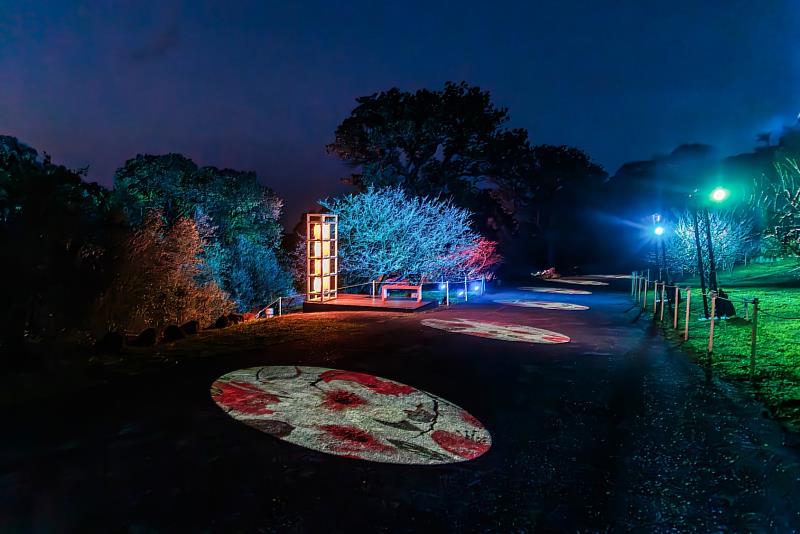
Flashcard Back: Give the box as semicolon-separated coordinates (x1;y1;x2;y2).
653;258;800;430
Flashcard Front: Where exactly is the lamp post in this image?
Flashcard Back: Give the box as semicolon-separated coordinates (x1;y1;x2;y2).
689;191;710;318
705;187;730;294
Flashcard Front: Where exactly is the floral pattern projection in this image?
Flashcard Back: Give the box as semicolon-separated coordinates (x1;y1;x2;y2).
494;299;589;311
422;318;570;344
211;366;491;465
518;287;592;295
551;278;608;286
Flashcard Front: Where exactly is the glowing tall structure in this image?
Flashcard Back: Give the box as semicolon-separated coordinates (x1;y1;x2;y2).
306;213;338;302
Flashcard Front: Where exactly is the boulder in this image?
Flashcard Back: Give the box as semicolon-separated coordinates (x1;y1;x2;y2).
162;324;186;343
242;312;256;321
130;327;157;347
214;315;230;329
180;320;200;335
227;313;244;325
95;331;125;353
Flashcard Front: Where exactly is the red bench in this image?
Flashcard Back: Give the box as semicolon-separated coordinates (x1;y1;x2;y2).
381;283;422;302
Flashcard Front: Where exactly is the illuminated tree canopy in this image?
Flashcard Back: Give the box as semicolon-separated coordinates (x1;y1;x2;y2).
664;209;755;275
754;158;800;256
319;187;485;282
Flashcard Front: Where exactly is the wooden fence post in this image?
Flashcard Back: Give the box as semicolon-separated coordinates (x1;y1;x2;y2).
684;288;691;340
673;286;680;329
708;291;717;355
659;283;666;321
653;281;659;314
750;298;759;380
643;280;649;311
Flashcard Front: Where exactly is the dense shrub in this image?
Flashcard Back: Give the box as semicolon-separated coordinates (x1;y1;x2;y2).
93;211;233;333
114;155;289;310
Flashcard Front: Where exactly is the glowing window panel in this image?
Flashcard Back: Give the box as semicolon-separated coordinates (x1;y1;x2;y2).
307;214;337;302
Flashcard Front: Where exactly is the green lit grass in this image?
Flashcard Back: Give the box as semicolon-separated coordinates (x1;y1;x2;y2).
656;260;800;430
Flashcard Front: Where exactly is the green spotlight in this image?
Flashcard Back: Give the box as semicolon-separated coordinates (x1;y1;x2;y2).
710;187;730;203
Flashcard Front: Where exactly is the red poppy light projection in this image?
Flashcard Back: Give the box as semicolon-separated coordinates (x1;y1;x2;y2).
518;287;592;295
422;318;570;343
495;299;589;310
551;279;608;286
211;366;491;464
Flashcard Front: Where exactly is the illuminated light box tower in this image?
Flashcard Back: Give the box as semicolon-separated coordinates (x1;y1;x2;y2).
306;213;338;302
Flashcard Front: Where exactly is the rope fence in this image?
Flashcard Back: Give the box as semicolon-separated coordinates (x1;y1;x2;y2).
630;270;800;383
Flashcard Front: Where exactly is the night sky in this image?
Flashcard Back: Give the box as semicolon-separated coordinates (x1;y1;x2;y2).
2;1;799;225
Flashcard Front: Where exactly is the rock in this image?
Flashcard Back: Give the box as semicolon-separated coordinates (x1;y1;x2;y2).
180;320;200;335
214;315;230;329
130;327;157;347
162;324;186;343
242;312;256;321
95;331;124;353
227;313;244;325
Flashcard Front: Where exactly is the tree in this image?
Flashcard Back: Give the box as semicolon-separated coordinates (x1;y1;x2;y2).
318;187;480;283
491;144;607;268
114;155;289;310
664;209;754;276
327;82;532;235
440;237;503;280
327;82;608;270
754;158;800;256
94;211;233;332
0;136;114;362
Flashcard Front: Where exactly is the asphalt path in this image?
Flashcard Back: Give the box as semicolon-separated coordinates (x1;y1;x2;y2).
2;279;800;532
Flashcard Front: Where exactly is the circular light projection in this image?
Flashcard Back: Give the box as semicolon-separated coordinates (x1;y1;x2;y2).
211;366;491;465
551;279;608;286
422;318;570;344
518;286;592;295
495;299;589;310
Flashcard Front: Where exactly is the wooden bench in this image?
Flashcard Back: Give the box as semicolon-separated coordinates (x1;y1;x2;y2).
381;283;422;302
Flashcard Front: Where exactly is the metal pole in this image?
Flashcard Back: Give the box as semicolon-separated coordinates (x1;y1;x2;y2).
703;207;719;293
481;276;486;295
691;206;710;318
708;291;717;355
372;280;376;298
673;286;679;329
445;281;450;307
750;298;759;380
660;283;666;321
278;297;282;317
631;272;636;295
464;276;468;302
684;288;691;340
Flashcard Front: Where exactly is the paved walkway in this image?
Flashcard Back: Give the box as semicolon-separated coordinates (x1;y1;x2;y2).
2;280;799;531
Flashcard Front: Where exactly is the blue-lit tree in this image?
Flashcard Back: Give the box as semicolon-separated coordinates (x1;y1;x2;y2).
664;209;754;276
114;154;290;310
319;187;481;282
